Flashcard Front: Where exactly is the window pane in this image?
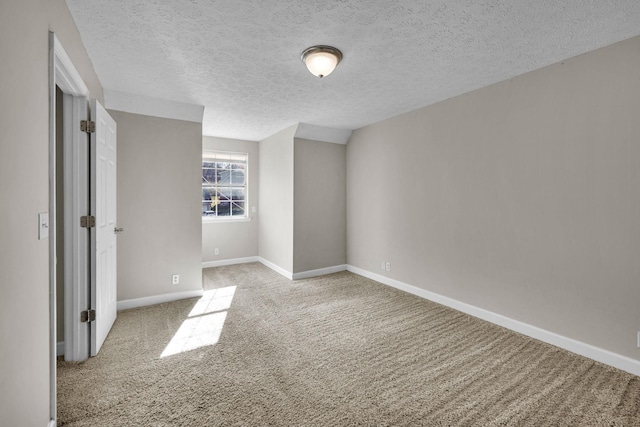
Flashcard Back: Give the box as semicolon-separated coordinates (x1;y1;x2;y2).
231;170;245;185
231;188;245;200
202;202;215;216
232;201;245;216
202;187;215;201
217;187;232;202
217;202;231;216
231;163;246;170
216;162;230;169
203;167;216;184
216;169;231;185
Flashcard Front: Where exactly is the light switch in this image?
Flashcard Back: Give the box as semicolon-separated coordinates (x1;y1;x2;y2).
38;212;49;240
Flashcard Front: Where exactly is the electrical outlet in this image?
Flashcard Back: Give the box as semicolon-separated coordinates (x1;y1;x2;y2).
172;274;180;285
386;262;391;272
214;248;220;255
381;261;386;270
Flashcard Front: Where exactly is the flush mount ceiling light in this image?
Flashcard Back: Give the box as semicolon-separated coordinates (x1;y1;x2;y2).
301;45;343;78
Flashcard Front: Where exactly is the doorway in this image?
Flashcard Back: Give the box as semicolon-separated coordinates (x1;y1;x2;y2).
50;32;90;424
50;32;119;425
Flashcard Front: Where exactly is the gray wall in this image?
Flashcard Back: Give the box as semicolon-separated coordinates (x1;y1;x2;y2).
0;0;104;424
258;125;297;273
293;138;346;273
202;136;259;263
347;36;640;361
110;110;202;301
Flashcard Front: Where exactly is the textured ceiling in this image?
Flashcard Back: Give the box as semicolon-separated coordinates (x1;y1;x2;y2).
65;0;640;141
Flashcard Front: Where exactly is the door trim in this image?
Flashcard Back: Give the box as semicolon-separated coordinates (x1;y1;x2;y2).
49;32;90;424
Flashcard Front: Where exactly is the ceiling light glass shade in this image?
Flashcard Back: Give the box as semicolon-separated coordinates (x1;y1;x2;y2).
301;46;343;78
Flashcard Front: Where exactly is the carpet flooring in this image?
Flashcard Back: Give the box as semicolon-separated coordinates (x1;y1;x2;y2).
57;262;640;426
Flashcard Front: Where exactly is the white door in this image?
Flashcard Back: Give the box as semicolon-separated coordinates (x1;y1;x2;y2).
90;99;117;356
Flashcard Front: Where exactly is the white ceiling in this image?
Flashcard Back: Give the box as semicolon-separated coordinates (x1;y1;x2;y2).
65;0;640;141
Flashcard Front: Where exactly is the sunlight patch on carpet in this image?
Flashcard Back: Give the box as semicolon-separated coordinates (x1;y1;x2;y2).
161;286;236;358
189;287;237;317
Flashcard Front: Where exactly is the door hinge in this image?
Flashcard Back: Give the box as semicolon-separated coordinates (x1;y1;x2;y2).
80;309;96;323
80;120;95;133
80;215;96;228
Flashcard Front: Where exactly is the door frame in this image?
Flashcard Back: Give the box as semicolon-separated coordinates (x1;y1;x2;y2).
48;32;90;424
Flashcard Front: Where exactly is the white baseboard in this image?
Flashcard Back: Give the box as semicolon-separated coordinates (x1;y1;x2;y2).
258;257;293;280
347;265;640;377
48;420;56;427
202;256;259;269
117;289;204;311
292;264;347;280
56;341;65;357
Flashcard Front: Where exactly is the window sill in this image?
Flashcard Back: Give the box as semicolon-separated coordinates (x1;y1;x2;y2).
202;216;252;224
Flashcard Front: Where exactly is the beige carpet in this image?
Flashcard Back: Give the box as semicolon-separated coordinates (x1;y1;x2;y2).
57;263;640;426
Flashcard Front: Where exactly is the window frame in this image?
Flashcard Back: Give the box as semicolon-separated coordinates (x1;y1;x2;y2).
202;150;249;223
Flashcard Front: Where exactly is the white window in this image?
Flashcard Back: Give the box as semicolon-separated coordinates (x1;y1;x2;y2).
202;151;248;219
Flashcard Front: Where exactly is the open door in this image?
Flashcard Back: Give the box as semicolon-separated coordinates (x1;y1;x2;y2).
62;98;117;361
90;99;117;356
